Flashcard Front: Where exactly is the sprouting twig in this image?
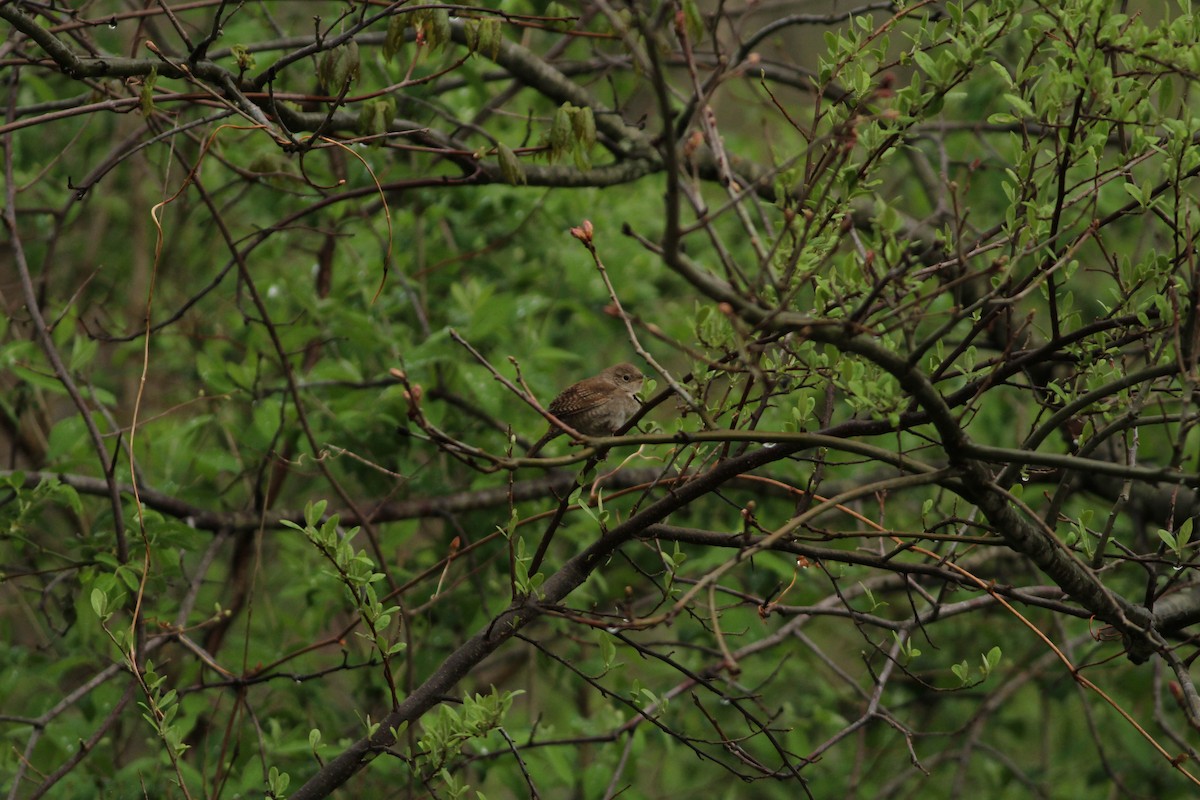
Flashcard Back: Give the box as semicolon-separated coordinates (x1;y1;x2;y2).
569;220;713;428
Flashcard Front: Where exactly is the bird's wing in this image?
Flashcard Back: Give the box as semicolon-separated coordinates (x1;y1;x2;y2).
548;384;608;415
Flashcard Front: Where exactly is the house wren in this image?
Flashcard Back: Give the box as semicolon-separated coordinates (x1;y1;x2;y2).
526;362;644;455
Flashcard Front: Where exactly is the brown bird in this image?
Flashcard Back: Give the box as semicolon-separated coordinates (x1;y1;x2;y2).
526;362;644;456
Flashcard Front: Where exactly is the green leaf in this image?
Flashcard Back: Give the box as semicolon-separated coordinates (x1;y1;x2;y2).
571;106;596;150
305;500;328;529
548;103;573;162
417;8;451;50
681;0;705;42
318;40;360;93
11;364;67;394
497;142;525;185
1157;528;1177;551
477;17;502;59
1179;518;1193;549
358;97;396;142
384;14;408;61
985;646;1002;671
1123;182;1146;206
988;60;1014;87
90;587;108;620
230;44;255;71
599;631;616;669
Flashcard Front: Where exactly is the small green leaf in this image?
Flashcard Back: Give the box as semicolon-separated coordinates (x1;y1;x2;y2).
358;97;396;142
90;587;108;619
478;17;502;59
463;18;481;54
231;44;255;71
985;646;1002;670
318;40;360;93
497;143;525;185
682;0;704;42
384;14;408;61
599;631;616;669
305;500;328;529
571;106;596;149
988;60;1013;87
1179;518;1194;549
548;103;573;162
1158;528;1177;550
1123;182;1146;206
418;8;451;50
